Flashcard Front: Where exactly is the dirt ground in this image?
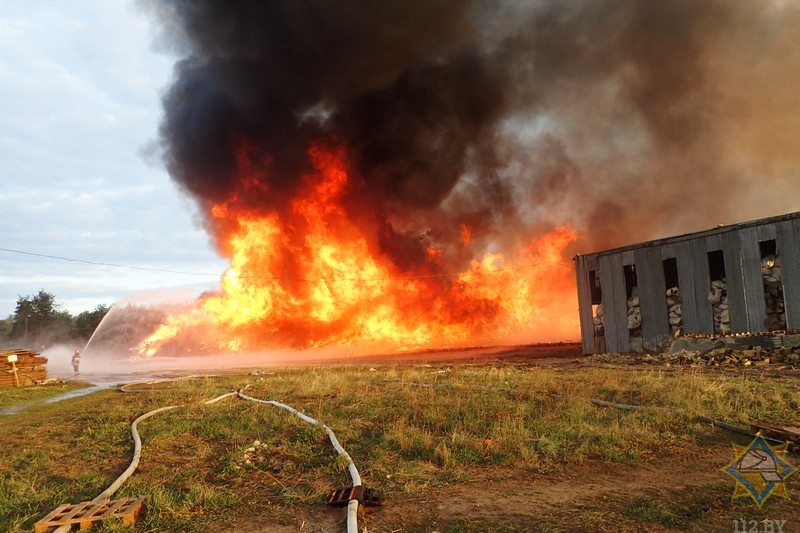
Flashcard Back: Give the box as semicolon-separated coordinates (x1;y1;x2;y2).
211;343;798;533
32;342;798;532
217;428;752;533
344;342;585;367
222;446;735;532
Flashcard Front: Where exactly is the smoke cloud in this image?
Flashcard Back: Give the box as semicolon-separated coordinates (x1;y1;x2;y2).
142;0;800;261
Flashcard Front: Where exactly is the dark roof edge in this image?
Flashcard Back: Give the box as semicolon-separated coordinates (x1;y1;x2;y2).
574;210;800;260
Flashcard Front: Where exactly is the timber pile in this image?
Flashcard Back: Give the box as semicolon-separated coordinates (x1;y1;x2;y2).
762;255;786;331
1;349;48;387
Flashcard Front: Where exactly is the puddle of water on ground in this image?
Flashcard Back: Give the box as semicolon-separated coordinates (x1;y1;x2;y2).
0;375;157;416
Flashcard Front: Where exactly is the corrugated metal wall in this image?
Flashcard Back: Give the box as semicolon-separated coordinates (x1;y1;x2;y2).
721;229;748;333
598;253;630;353
574;212;800;354
574;254;596;355
633;246;669;349
674;239;713;334
777;218;800;330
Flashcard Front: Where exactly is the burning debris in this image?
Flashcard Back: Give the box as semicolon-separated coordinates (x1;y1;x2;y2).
135;1;800;356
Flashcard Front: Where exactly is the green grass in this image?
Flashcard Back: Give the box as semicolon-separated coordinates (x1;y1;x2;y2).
0;380;92;409
621;497;690;528
0;364;798;532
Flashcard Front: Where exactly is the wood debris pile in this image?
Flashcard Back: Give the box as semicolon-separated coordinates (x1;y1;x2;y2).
650;345;800;367
1;349;48;387
587;342;800;368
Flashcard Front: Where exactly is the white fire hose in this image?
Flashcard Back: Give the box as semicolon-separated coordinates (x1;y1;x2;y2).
51;385;363;533
51;405;179;533
238;389;363;532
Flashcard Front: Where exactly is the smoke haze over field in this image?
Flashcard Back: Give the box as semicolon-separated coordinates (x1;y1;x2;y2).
142;0;800;258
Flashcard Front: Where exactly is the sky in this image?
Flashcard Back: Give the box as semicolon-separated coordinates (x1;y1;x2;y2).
0;1;229;318
3;1;800;324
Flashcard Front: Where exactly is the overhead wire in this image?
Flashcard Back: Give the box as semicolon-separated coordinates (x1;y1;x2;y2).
0;246;573;285
0;247;219;277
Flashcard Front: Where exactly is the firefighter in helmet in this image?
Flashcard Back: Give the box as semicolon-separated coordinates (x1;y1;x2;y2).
71;349;81;375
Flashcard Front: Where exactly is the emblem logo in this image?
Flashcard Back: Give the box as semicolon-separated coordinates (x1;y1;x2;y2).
721;434;797;507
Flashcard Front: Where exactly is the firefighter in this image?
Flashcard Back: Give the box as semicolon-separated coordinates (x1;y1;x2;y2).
71;349;81;375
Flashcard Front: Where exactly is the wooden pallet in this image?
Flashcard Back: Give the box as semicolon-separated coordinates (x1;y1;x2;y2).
34;497;144;532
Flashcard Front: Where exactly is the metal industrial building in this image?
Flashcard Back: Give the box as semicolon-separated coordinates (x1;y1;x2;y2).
574;211;800;355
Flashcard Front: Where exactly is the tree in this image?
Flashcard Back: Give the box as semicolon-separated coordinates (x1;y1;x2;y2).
0;315;13;346
51;310;74;344
6;291;112;349
11;290;59;348
73;304;110;340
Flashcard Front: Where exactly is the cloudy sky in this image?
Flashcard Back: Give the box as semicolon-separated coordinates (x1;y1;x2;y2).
3;1;800;324
0;1;229;318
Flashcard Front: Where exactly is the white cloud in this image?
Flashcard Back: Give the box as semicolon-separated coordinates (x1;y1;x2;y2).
0;1;228;318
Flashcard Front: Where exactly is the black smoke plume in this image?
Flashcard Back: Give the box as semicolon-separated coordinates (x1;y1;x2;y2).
142;0;800;261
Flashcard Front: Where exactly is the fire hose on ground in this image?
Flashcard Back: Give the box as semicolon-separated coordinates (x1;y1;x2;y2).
238;388;362;532
47;383;366;533
39;377;791;532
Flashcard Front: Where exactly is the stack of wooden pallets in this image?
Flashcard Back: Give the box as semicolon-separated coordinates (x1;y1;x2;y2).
1;348;47;387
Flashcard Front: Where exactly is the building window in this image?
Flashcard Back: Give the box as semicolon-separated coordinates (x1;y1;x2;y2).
760;239;785;331
663;258;682;334
707;250;729;334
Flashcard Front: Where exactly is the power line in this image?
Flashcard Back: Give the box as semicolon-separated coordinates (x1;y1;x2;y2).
0;247;572;284
0;248;219;276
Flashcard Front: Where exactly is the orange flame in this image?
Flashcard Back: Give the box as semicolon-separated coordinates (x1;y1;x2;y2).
460;223;472;245
138;141;579;356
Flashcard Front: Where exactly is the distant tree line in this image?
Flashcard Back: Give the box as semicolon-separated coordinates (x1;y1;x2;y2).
0;290;109;350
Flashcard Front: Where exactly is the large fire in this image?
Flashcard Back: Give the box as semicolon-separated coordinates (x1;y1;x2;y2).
138;141;578;357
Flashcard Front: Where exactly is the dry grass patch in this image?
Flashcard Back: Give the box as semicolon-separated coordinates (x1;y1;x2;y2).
0;363;798;532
